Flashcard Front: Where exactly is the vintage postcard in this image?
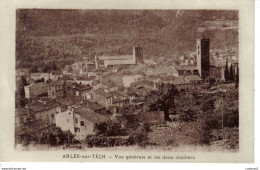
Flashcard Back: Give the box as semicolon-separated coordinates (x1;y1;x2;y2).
0;0;254;163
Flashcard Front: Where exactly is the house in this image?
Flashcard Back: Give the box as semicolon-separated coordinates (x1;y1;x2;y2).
110;92;129;108
91;88;129;109
209;59;226;81
28;100;60;126
91;88;114;108
31;73;50;82
81;100;107;114
144;65;178;77
15;119;56;143
172;76;192;92
181;75;202;84
50;71;63;81
175;65;199;77
209;59;238;81
55;107;76;135
74;84;92;100
122;74;143;87
75;77;95;86
55;97;82;109
24;82;48;99
55;106;110;141
125;86;152;108
15;107;30;128
102;82;124;93
73;107;110;140
130;79;157;90
47;81;64;99
95;46;143;69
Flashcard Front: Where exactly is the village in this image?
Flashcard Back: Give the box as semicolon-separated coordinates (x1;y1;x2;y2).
15;38;239;150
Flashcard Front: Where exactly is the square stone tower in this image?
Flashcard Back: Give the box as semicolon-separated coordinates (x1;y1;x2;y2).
196;38;210;79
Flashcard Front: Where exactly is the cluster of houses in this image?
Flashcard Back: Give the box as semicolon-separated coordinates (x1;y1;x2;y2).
15;39;238;143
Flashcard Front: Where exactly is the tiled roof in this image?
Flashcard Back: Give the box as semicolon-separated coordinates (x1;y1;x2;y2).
209;59;226;67
94;88;114;98
175;65;197;71
98;55;133;60
15;107;29;117
74;84;92;91
25;82;47;89
145;66;178;75
104;59;135;66
110;90;128;98
56;97;81;107
182;75;202;82
74;107;110;124
172;76;191;85
48;81;64;87
28;101;59;113
82;100;105;111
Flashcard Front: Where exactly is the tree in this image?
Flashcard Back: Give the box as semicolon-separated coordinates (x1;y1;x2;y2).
52;61;58;71
198;98;219;144
43;65;51;72
18;75;28;107
144;84;178;121
229;63;234;82
224;59;229;82
235;66;239;88
63;81;67;98
48;127;75;146
179;109;197;122
31;64;38;73
128;122;150;147
93;121;126;137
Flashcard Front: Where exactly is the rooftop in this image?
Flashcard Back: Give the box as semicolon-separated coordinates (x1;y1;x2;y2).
74;107;110;124
74;84;92;91
98;55;133;61
28;101;59;113
175;65;197;71
48;81;63;87
15;107;29;117
104;59;136;66
82;100;105;111
182;75;202;82
94;88;114;98
172;76;191;85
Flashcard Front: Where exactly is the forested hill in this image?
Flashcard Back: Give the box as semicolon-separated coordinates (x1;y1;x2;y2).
16;9;238;70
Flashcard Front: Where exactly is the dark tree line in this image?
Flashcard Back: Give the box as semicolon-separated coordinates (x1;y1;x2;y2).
143;84;178;121
224;59;239;86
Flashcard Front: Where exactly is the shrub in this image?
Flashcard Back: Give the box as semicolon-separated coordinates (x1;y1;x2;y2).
179;109;197;122
128;122;150;147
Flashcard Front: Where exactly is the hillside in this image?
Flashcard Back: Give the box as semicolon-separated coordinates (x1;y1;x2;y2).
16;9;238;71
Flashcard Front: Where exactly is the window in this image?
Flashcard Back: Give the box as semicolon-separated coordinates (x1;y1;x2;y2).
198;46;200;49
51;114;54;118
80;121;84;126
198;51;200;55
75;118;78;124
75;127;80;133
67;119;69;122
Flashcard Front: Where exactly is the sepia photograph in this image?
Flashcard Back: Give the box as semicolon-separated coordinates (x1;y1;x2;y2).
14;9;240;152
